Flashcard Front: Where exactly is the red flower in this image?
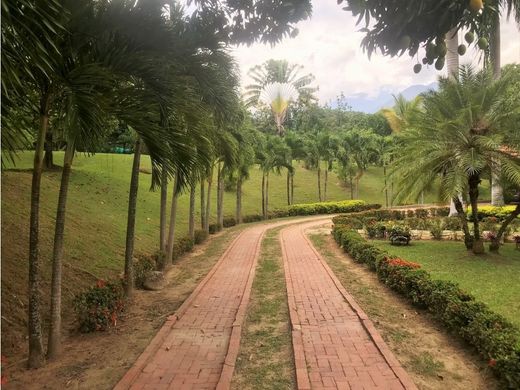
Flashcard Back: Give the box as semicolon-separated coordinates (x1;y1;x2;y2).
488;359;497;367
388;258;421;269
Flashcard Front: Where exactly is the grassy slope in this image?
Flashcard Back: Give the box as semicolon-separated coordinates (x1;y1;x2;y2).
0;151;491;351
370;240;520;327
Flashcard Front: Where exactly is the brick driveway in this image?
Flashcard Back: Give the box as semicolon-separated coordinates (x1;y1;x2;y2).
280;220;417;390
115;216;330;390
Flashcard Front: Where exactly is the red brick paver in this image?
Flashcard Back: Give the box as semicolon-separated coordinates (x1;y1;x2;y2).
116;216;331;390
280;220;417;390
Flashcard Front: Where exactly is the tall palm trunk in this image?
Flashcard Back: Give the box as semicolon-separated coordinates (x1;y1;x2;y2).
261;172;266;219
200;180;206;230
205;166;213;232
265;171;270;218
490;14;504;206
236;175;242;224
216;163;224;230
166;173;180;264
290;171;294;204
286;170;291;205
188;182;196;240
159;169;168;253
446;28;465;217
468;174;484;254
123;137;142;297
47;142;74;360
317;163;322;202
44;130;54;169
453;196;473;250
324;165;328;202
28;89;51;369
383;165;389;208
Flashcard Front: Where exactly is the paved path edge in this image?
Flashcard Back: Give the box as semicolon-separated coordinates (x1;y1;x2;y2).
300;224;417;390
114;229;247;390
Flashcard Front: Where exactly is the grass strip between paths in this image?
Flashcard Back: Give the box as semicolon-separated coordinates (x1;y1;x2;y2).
231;227;295;390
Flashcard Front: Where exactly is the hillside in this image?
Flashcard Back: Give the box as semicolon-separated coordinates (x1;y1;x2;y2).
1;151;490;359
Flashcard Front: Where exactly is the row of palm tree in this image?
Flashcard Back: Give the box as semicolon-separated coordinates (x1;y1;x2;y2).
1;0;263;369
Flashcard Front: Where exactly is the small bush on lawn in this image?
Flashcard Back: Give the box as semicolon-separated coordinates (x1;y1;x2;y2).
74;279;125;333
134;255;156;288
222;216;236;227
332;221;520;388
194;229;208;244
366;221;387;239
388;225;411;246
443;217;462;231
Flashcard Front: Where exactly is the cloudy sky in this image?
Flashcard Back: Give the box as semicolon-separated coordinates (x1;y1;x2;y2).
231;1;520;105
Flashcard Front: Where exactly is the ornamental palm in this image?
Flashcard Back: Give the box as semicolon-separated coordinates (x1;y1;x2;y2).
391;66;520;254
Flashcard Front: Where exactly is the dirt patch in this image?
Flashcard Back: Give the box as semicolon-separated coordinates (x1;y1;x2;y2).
3;228;241;389
307;228;498;390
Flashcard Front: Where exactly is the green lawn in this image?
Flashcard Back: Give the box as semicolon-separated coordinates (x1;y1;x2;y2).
370;240;520;327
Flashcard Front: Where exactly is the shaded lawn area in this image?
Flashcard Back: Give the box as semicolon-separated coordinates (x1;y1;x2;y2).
370;240;520;327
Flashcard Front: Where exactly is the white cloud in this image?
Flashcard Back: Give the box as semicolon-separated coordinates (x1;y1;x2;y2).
232;1;520;105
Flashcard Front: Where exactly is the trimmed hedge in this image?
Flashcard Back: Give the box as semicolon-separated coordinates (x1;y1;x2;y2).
281;200;380;216
332;222;520;388
467;205;520;222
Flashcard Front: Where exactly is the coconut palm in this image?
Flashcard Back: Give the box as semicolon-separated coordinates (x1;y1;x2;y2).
391;66;520;254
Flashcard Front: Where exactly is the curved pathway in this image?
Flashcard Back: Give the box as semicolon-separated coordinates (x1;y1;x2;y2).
115;216;330;390
280;220;417;390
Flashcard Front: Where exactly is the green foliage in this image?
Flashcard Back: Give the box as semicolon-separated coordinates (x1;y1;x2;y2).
332;220;520;388
388;224;411;245
134;255;157;289
429;219;445;240
172;236;195;261
194;229;209;245
467;205;520;222
222;216;237;228
73;279;125;333
283;200;377;216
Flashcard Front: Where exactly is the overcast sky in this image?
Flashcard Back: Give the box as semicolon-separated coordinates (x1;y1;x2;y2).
231;1;520;105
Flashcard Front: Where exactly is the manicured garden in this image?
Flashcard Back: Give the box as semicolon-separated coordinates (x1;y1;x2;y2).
370;240;520;327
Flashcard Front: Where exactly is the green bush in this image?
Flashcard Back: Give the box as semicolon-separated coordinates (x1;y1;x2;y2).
172;236;194;260
194;229;208;244
73;279;125;333
467;205;519;222
388;224;411;245
284;200;380;216
429;219;444;240
366;221;387;239
208;223;219;234
134;255;156;288
443;217;462;231
242;214;263;223
222;216;237;227
332;220;520;388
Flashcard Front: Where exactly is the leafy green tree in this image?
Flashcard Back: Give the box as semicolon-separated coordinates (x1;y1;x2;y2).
391;66;520;254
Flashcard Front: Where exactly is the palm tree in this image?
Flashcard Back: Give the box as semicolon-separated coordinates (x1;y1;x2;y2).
391;66;520;254
244;59;317;107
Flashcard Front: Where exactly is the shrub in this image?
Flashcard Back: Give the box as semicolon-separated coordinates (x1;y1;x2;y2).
134;255;156;288
194;229;208;244
467;205;519;222
242;214;263;223
332;220;520;388
73;279;125;333
208;223;219;234
172;236;194;260
366;221;387;239
388;225;411;246
414;208;429;218
429;219;444;240
443;217;462;231
222;216;236;228
433;207;450;217
286;200;380;216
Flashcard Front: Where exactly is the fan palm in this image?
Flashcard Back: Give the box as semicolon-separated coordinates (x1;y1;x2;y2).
391;66;520;254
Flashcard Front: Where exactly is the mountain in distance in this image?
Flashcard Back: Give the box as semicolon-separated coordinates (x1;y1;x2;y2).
345;82;437;113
